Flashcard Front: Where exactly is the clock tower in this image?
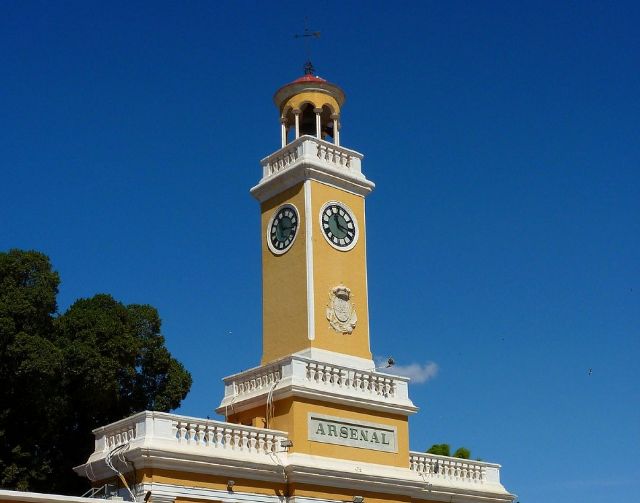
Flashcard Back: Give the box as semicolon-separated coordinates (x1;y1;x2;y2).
217;67;417;469
252;68;376;368
73;65;515;503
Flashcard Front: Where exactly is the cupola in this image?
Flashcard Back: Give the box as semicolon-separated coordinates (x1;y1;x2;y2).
273;62;345;147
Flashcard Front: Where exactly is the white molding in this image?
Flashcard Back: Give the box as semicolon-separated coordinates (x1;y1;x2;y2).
292;347;374;369
266;203;300;255
318;200;360;252
76;412;514;503
217;355;417;417
304;181;315;341
251;137;375;203
0;490;96;503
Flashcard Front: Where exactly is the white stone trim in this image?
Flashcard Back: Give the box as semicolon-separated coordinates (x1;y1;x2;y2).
0;490;96;502
293;347;374;369
266;203;300;255
304;181;315;341
76;412;514;503
251;136;374;203
76;411;289;482
217;354;417;417
284;453;515;503
318;200;360;252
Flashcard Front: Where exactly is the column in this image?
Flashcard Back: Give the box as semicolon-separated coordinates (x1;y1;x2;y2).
280;118;287;148
293;109;301;139
314;108;322;139
331;114;340;146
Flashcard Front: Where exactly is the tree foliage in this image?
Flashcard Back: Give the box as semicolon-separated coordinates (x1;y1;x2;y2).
0;250;192;495
426;443;451;456
453;447;471;459
427;443;472;459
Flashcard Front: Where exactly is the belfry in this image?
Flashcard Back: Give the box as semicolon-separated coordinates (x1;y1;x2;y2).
1;67;515;503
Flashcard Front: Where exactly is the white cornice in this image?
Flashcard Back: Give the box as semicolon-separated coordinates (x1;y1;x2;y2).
251;136;375;202
0;490;96;503
76;412;515;503
216;354;417;417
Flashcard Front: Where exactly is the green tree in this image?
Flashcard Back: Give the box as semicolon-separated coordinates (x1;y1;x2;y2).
426;443;450;456
427;443;472;459
0;250;64;491
453;447;471;459
0;250;192;495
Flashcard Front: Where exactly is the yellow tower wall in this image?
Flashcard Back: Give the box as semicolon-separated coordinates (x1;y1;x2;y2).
230;396;409;469
261;183;308;363
310;180;371;360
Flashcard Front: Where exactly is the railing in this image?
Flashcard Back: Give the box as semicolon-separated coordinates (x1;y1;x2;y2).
409;452;502;485
316;142;352;168
264;145;300;176
261;136;363;179
92;411;288;460
103;423;136;452
234;364;281;395
219;355;414;415
173;418;285;455
306;361;397;398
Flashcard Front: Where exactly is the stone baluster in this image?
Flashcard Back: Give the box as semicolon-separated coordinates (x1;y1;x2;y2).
215;426;223;448
253;431;260;451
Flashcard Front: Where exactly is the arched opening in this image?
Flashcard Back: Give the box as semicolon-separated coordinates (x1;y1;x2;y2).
299;103;316;137
281;102;340;145
320;105;335;141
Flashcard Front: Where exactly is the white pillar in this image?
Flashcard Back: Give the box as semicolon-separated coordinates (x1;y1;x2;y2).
331;114;340;146
314;108;322;139
280;119;287;148
293;109;301;139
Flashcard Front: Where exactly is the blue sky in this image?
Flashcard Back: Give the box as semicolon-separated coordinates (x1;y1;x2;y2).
1;1;638;502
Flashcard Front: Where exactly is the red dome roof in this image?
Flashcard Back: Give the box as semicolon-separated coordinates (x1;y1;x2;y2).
291;74;327;84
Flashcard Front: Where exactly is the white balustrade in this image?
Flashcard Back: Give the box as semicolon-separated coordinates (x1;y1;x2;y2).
173;419;284;455
260;136;363;179
316;142;351;168
234;365;281;396
409;452;502;485
220;355;414;415
91;411;288;460
103;424;136;452
305;362;397;398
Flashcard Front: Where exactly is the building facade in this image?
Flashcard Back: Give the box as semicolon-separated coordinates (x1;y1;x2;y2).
1;69;515;503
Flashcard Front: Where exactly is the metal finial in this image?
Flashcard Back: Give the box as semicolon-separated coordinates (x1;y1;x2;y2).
294;19;320;76
304;60;315;75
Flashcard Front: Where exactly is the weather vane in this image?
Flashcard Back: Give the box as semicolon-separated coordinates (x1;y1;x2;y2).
294;19;320;75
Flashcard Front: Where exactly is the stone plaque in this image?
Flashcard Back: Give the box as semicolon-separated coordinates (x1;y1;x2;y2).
308;413;397;453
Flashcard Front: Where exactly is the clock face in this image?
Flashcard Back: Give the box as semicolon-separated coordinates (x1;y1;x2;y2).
320;201;359;251
267;204;299;254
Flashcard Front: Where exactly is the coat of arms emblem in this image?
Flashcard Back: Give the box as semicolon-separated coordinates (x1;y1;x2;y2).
326;285;357;334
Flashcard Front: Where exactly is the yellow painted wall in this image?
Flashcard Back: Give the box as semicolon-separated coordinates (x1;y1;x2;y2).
281;90;340;115
261;183;309;364
311;181;372;360
230;396;409;468
291;486;415;503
